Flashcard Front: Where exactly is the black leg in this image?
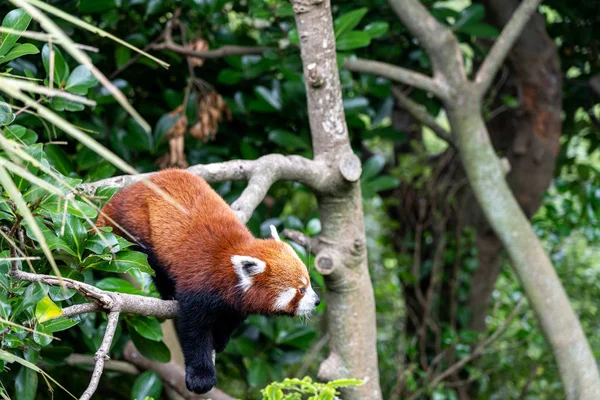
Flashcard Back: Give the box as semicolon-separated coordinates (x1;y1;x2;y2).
176;292;219;394
133;243;176;300
212;312;245;353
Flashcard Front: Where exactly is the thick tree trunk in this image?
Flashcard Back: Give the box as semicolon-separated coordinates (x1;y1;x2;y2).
466;0;563;330
291;1;382;399
447;90;600;399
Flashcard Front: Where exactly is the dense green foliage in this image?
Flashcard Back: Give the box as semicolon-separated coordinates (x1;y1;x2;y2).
0;1;598;399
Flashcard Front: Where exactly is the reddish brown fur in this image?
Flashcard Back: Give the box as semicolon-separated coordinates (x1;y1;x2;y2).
96;169;310;314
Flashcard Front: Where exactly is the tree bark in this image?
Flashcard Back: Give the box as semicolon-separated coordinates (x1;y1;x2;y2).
348;0;600;397
291;1;382;399
448;90;599;400
467;0;563;331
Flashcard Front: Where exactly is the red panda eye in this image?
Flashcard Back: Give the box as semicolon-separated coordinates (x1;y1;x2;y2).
299;287;306;295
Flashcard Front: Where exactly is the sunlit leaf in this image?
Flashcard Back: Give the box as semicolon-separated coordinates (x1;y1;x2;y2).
35;295;63;323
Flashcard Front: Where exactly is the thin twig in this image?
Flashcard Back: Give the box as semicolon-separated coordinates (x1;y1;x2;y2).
151;41;270;59
64;353;139;375
391;86;454;146
474;0;543;97
79;311;120;400
408;298;525;400
295;333;330;378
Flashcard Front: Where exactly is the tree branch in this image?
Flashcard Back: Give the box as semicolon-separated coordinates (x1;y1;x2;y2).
123;342;234;400
65;354;140;375
79;155;329;224
150;10;270;61
9;269;178;319
387;0;465;89
474;0;543;97
390;87;454;146
282;229;320;254
151;42;270;59
80;311;120;400
344;58;450;100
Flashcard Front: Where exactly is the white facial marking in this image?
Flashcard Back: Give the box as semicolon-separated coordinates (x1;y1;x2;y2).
300;276;308;285
274;288;296;310
270;225;281;242
297;286;319;317
231;255;266;292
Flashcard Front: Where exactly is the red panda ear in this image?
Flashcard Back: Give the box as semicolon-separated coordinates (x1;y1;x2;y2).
231;255;266;292
270;225;281;242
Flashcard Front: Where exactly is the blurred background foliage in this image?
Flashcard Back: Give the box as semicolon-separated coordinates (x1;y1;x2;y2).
0;0;598;399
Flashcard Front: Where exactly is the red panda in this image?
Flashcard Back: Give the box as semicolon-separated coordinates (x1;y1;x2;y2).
96;169;319;394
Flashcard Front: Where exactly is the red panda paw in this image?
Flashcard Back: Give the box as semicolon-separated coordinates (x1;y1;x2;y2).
185;367;217;394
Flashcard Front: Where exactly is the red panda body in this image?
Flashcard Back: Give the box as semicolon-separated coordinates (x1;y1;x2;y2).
96;169;319;394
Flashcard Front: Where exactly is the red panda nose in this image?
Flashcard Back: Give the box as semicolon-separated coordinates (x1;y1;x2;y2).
315;295;321;307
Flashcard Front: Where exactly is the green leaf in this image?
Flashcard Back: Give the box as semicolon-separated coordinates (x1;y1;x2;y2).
54;214;88;260
96;277;143;294
35;295;63;323
127;316;163;341
84;232;120;254
325;378;364;388
3;124;37;146
457;23;500;38
264;386;284;400
42;44;70;85
268;129;309;150
11;283;47;319
131;371;163;400
33;323;53;346
254;86;281;111
24;216;78;258
153;112;180;144
361;155;385;180
247;358;269;388
15;365;37;400
124;119;153;152
0;43;39;64
115;46;131;68
217;69;243;85
334;8;368;38
274;3;294;17
0;9;32;58
363;22;389;39
44;144;74;175
42;317;78;333
146;0;163;16
0;102;15;126
84;251;154;275
130;330;171;363
363;176;400;193
41;198;97;220
453;4;485;30
79;0;118;13
65;65;98;95
276;327;316;348
336;31;372;51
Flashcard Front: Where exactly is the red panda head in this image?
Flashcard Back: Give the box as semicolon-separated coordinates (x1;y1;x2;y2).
230;225;320;317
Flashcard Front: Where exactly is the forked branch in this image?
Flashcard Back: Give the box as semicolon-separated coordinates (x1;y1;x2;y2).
80;154;329;223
